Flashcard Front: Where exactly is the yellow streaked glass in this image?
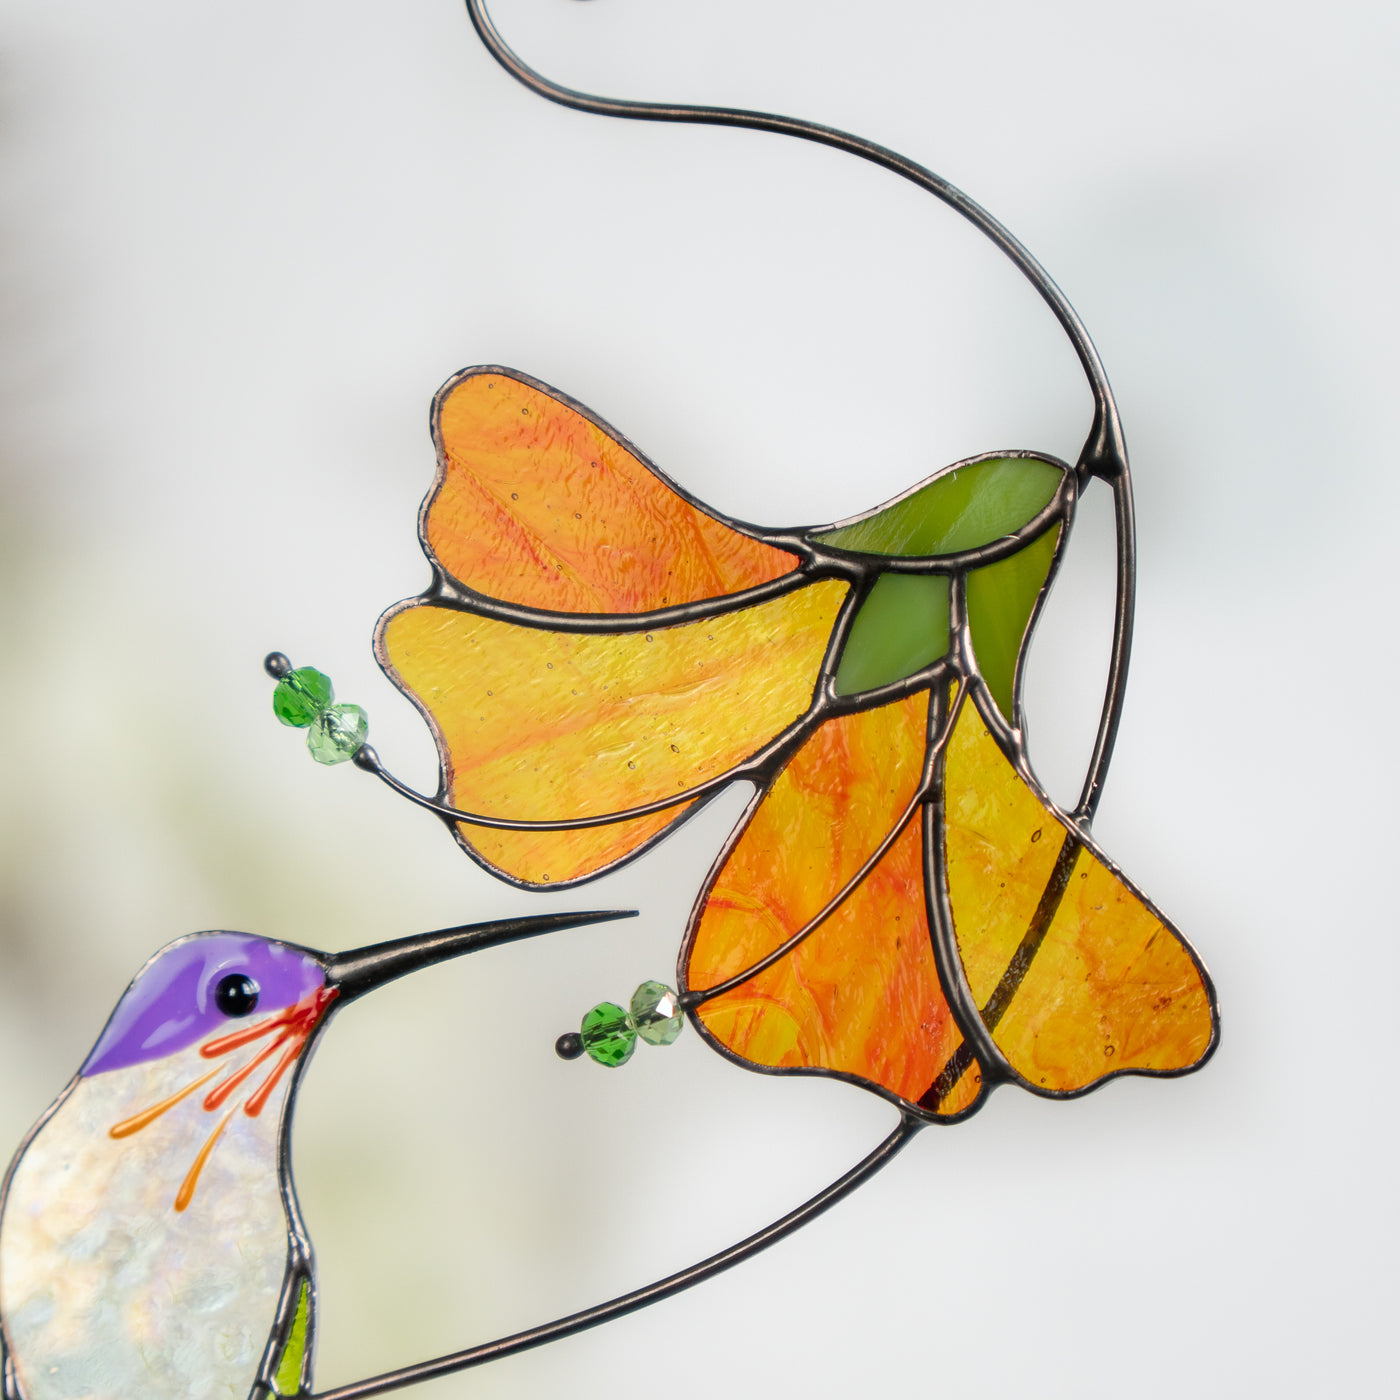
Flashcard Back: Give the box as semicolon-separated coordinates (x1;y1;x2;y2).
941;693;1214;1091
379;579;849;883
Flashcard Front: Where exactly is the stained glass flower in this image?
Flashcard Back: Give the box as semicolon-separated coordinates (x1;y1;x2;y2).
375;367;1217;1120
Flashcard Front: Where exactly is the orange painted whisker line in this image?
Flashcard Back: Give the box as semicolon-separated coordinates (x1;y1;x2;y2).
200;1006;297;1059
109;1066;223;1139
173;1105;237;1213
202;1029;294;1111
244;1035;309;1118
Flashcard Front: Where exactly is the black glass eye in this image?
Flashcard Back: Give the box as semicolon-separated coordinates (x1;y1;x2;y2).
214;972;260;1017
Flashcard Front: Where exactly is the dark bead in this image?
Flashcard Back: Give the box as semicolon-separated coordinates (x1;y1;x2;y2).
555;1032;584;1060
352;743;381;772
264;652;293;679
214;973;260;1018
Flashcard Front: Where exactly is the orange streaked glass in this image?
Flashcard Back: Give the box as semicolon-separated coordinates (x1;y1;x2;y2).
941;690;1215;1092
379;579;849;884
695;815;982;1116
688;691;935;989
426;371;800;614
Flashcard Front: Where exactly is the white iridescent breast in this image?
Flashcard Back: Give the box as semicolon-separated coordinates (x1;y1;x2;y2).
0;1040;296;1400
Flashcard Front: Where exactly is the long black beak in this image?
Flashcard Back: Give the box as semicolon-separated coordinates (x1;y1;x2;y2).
324;910;636;1004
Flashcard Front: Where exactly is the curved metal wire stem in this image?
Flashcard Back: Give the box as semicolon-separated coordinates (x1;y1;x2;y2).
311;1113;922;1400
464;0;1124;463
456;0;1135;828
297;13;1143;1398
353;741;734;830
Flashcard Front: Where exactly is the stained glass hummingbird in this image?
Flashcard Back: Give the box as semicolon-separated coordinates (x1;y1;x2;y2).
0;910;631;1400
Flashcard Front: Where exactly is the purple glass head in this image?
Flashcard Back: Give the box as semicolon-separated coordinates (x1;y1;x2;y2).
83;933;326;1077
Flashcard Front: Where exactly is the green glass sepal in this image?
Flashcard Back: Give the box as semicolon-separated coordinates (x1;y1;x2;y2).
833;574;950;695
814;456;1063;558
271;1280;310;1397
580;1002;636;1067
273;668;333;727
966;524;1061;724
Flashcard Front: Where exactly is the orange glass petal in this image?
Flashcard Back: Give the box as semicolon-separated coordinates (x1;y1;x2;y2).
426;370;799;613
688;691;934;988
690;703;982;1118
696;819;981;1116
940;689;1215;1092
378;580;849;884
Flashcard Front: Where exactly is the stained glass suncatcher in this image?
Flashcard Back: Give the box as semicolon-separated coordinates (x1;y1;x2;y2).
375;365;1217;1117
0;2;1220;1398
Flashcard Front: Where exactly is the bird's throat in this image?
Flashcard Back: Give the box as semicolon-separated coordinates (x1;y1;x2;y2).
0;1040;300;1400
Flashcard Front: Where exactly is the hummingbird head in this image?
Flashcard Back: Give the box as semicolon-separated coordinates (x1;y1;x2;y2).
0;911;631;1400
84;933;330;1091
74;910;631;1209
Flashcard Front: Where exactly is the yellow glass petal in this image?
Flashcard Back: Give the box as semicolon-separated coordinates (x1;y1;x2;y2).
457;805;694;891
941;690;1215;1092
378;580;849;884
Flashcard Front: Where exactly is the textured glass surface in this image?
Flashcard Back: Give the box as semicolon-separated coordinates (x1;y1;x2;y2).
688;692;982;1117
941;694;1214;1091
426;371;798;613
833;573;950;695
380;580;847;884
688;693;932;981
965;525;1060;722
697;818;981;1116
814;457;1062;557
0;1041;298;1400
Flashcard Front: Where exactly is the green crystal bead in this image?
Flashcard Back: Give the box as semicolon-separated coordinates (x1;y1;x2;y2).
273;667;333;727
629;980;683;1046
307;704;368;764
579;1002;636;1067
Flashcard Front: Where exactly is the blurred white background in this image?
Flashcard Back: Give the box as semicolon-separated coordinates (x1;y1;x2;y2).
0;1;1395;1396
